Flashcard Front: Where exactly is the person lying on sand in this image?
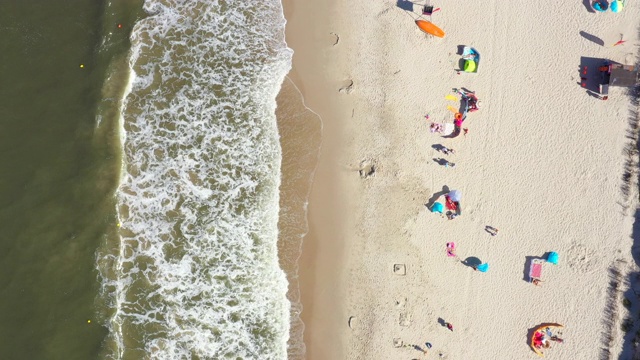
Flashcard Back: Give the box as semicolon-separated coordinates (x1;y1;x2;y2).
430;123;444;133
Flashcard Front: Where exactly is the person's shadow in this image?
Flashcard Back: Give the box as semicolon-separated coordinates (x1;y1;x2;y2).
437;317;447;327
583;0;595;12
579;31;604;46
432;144;446;152
433;157;449;166
396;0;414;11
425;185;450;208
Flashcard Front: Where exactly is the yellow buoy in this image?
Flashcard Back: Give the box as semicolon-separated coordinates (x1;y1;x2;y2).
80;64;84;68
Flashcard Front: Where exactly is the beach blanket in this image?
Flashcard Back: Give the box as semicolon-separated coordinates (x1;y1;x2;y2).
530;259;543;281
446;242;456;257
445;196;458;211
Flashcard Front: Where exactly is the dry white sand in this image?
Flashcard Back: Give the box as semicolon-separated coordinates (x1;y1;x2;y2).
284;0;640;359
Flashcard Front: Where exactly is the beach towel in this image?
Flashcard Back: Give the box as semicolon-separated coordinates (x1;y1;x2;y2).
530;259;543;281
446;242;456;257
445;196;458;211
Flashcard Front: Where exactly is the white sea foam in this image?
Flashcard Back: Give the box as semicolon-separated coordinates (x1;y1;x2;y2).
101;0;293;358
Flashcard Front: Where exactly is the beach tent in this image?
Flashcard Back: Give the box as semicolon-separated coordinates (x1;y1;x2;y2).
547;252;559;265
592;0;609;11
448;190;461;202
610;0;624;12
476;263;489;272
431;202;444;213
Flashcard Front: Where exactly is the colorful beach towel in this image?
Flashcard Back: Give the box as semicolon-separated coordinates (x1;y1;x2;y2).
529;259;543;281
446;242;456;257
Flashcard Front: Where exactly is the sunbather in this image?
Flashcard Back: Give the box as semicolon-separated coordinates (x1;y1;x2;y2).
446;242;456;257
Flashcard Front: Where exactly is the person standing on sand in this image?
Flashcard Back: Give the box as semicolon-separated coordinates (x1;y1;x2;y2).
446;322;453;331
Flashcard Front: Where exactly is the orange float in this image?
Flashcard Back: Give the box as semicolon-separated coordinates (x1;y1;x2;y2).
415;20;445;38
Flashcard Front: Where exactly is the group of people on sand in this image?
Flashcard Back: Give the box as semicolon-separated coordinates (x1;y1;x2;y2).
533;328;564;349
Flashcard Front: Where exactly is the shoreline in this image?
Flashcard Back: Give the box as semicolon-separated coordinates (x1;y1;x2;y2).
278;0;350;358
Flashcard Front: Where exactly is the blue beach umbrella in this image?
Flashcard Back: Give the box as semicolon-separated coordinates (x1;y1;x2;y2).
476;263;489;273
547;252;559;265
593;0;609;11
431;202;444;214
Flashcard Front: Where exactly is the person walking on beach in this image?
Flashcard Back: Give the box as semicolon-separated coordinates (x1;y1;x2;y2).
446;322;454;331
441;146;455;156
486;226;499;236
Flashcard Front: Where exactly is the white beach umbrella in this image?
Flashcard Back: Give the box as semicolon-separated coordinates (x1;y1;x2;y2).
448;190;461;202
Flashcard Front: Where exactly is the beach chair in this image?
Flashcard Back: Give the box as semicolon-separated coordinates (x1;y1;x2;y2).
422;1;440;16
529;259;543;285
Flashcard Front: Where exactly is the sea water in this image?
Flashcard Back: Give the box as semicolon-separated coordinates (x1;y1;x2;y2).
97;0;294;358
0;1;134;358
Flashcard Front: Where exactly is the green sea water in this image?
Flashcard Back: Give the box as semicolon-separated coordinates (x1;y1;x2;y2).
0;1;142;358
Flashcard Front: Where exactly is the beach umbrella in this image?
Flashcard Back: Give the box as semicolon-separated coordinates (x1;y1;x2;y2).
547;252;559;265
476;263;489;272
610;0;623;12
448;190;462;202
431;202;444;213
592;0;609;11
463;256;482;268
613;39;626;46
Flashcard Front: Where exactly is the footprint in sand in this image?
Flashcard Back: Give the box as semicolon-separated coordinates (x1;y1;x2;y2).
566;243;596;271
339;79;354;94
399;312;412;327
359;159;376;179
329;32;340;46
348;316;357;329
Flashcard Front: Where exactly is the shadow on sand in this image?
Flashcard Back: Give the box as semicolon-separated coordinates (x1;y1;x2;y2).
396;0;415;11
579;30;604;46
583;0;595;13
425;185;450;209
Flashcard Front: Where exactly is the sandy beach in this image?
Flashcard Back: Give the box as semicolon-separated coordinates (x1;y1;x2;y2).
282;0;640;359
